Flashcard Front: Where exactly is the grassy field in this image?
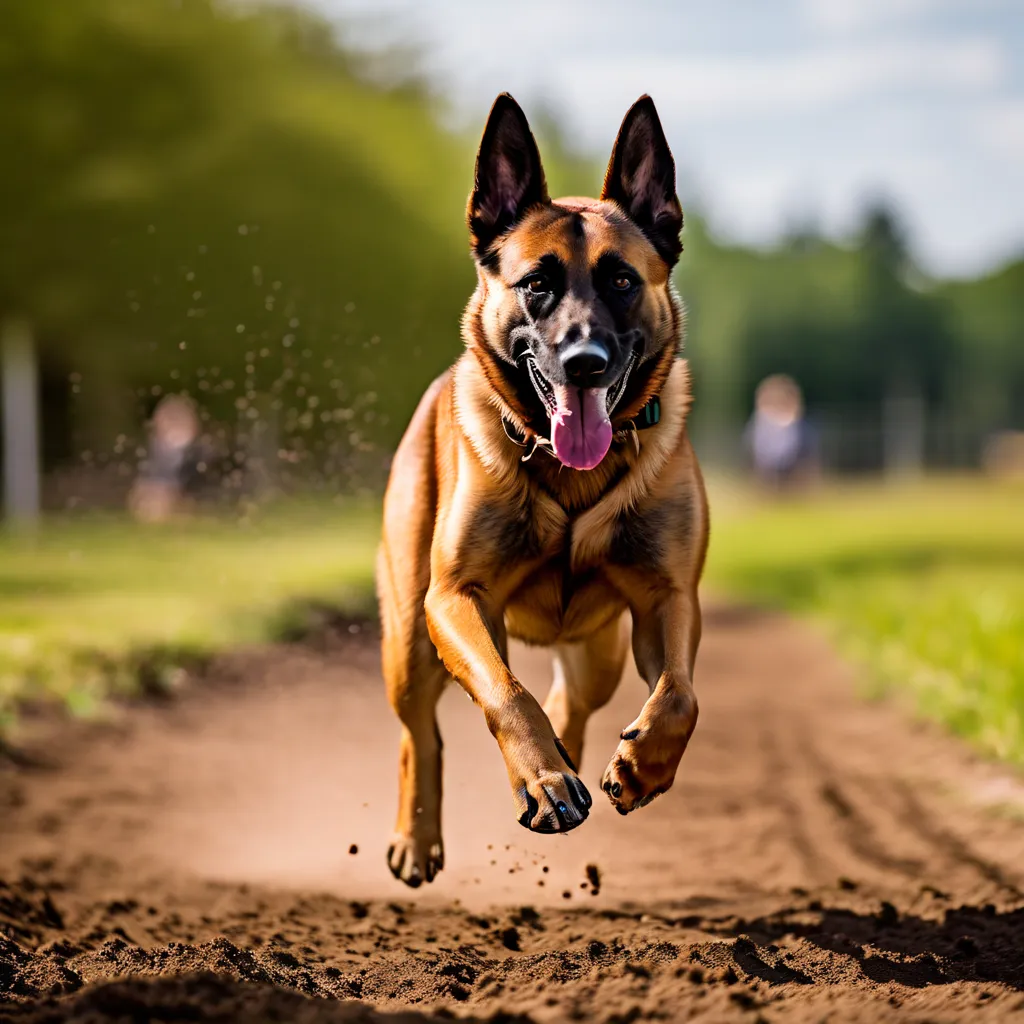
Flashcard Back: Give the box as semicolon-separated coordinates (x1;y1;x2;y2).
706;476;1024;766
0;501;379;731
2;478;1022;769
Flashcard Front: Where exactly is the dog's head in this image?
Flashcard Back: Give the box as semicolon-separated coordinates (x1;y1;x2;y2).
463;93;683;472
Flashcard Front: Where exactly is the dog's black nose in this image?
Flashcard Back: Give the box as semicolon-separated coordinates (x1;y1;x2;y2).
561;341;609;385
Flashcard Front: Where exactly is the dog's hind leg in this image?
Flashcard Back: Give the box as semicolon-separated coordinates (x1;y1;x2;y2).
379;374;449;887
544;614;629;771
382;597;447;887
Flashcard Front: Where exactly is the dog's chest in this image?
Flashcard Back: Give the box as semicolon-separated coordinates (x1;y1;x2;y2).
503;524;626;646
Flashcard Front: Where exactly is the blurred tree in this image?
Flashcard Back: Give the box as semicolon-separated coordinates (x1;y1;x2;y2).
0;0;1020;490
0;0;474;489
677;200;1006;470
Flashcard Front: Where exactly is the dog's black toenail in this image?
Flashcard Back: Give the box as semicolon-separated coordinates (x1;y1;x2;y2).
557;800;568;816
602;779;611;792
616;805;629;816
610;782;622;798
518;788;540;829
554;737;578;773
568;775;592;810
620;728;640;741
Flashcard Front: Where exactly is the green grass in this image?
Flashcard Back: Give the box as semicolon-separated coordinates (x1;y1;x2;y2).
0;501;380;730
706;476;1024;766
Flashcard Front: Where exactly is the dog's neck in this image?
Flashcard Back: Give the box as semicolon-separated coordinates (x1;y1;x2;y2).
452;353;693;516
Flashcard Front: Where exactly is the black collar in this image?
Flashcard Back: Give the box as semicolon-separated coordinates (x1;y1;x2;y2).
501;395;661;447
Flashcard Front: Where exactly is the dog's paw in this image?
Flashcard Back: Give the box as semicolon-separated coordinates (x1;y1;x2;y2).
512;764;592;833
600;746;673;815
387;833;444;887
490;693;592;833
601;689;697;815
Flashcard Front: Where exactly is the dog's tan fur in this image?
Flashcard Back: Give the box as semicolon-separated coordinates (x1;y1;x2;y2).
379;94;708;886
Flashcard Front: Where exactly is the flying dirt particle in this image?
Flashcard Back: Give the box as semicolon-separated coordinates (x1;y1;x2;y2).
500;927;521;951
562;891;572;900
537;881;544;887
585;863;602;895
542;866;549;873
348;845;358;855
580;882;588;889
512;906;541;927
838;876;858;891
877;901;899;927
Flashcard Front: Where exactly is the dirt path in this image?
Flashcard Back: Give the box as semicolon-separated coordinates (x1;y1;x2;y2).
2;605;1024;1022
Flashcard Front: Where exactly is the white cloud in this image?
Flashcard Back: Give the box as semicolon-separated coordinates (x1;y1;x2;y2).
800;0;987;34
555;38;1006;129
975;99;1024;165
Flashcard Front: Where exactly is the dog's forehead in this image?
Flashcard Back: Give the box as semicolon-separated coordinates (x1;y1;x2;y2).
499;201;663;282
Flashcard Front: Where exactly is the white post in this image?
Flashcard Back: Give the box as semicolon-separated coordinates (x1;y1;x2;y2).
1;319;41;524
883;384;925;478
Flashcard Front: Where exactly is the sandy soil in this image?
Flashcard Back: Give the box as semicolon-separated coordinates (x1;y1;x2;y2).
2;605;1024;1022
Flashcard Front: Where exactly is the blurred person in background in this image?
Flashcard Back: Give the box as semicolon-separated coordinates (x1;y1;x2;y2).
128;395;201;522
745;374;819;490
982;430;1024;480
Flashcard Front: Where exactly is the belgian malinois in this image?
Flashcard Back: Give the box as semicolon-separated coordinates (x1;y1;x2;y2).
378;94;708;886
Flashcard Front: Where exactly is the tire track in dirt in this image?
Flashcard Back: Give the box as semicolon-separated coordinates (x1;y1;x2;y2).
2;605;1024;1021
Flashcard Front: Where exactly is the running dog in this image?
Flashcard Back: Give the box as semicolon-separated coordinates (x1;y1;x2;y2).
378;93;708;886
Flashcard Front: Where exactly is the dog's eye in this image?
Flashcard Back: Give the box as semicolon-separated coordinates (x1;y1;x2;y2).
524;275;549;294
611;274;636;292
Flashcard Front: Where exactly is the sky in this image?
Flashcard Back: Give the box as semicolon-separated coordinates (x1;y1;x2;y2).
305;0;1024;279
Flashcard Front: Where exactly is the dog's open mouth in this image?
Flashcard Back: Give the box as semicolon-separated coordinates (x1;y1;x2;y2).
520;351;636;471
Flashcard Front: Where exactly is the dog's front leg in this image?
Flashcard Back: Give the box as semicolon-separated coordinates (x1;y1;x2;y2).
601;585;701;814
424;578;591;832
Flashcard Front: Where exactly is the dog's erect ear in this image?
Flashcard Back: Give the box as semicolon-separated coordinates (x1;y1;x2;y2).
468;94;549;262
601;96;683;267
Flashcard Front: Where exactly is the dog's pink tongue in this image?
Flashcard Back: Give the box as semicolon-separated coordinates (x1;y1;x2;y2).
551;385;612;471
